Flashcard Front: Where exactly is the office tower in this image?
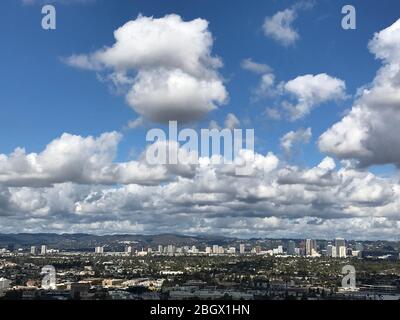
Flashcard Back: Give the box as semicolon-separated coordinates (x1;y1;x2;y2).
205;246;212;254
277;245;283;254
41;245;47;255
287;241;296;255
167;244;175;254
125;246;132;254
218;246;225;254
254;246;261;254
30;246;37;255
0;278;11;294
326;244;333;257
305;239;317;256
147;247;152;253
191;246;198;254
239;244;245;254
335;238;346;258
212;245;219;254
228;247;236;254
95;246;104;254
158;245;163;253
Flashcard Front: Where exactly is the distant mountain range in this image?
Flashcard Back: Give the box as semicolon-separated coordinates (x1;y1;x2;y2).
0;233;398;253
0;233;233;251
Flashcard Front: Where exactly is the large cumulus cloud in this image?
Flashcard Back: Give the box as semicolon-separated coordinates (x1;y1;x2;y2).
0;131;399;239
65;14;228;123
319;19;400;167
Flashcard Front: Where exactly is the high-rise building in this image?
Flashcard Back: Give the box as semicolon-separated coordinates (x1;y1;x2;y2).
0;278;11;295
212;245;219;254
30;246;37;255
95;246;104;254
305;239;317;256
40;245;47;255
277;245;283;254
239;244;245;254
167;245;175;254
335;238;346;258
125;246;132;254
158;245;163;253
191;245;198;254
326;244;333;257
205;246;212;254
287;241;296;255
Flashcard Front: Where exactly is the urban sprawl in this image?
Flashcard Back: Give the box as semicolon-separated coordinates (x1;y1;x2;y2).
0;237;399;300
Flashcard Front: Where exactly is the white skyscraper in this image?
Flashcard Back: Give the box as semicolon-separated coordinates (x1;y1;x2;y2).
95;246;104;254
305;239;317;256
239;244;245;254
212;245;219;254
30;246;37;255
125;246;132;254
335;238;346;258
41;245;47;255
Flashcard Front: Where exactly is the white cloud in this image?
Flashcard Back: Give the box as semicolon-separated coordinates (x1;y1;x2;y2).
0;132;178;187
255;73;276;98
319;19;400;167
65;14;228;123
263;8;299;46
224;113;240;130
126;68;226;122
125;117;144;130
265;107;281;120
255;72;346;120
1;148;400;238
241;58;272;74
283;73;347;120
280;127;312;153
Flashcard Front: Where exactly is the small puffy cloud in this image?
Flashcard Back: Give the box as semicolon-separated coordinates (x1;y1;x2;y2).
241;58;272;74
65;14;228;123
319;19;400;167
263;9;299;46
224;113;240;130
208;120;221;130
265;107;281;120
280;127;312;153
252;70;346;120
255;73;276;98
283;73;346;120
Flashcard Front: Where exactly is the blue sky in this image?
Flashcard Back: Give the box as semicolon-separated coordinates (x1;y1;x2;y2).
1;0;400;238
1;0;396;164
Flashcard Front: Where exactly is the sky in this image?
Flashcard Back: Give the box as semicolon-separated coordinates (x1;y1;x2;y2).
1;0;400;240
